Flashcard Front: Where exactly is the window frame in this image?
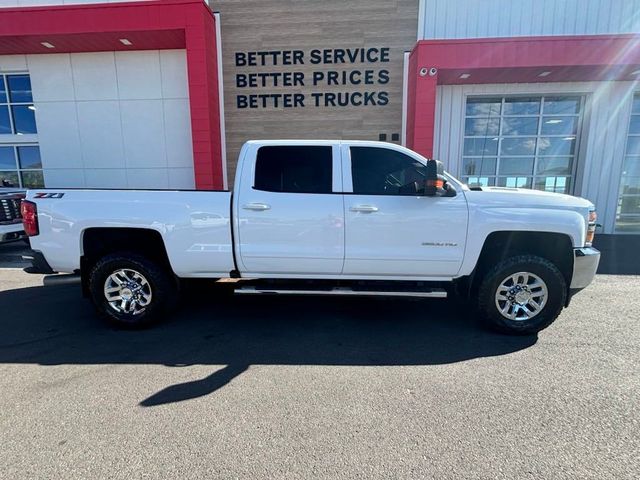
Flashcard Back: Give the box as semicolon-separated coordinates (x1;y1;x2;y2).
340;143;456;196
0;72;42;189
0;74;37;135
251;144;337;195
614;92;640;234
0;144;44;189
460;94;585;194
346;145;432;196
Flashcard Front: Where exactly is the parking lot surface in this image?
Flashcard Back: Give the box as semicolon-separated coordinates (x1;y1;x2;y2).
0;269;638;479
0;241;30;269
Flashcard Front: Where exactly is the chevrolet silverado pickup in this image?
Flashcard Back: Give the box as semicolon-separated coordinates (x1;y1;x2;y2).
21;140;600;334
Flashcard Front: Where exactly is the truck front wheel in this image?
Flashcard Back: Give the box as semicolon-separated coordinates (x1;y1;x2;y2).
88;253;176;328
477;255;566;335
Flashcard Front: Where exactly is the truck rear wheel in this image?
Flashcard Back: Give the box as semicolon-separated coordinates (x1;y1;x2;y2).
477;255;566;335
88;252;176;328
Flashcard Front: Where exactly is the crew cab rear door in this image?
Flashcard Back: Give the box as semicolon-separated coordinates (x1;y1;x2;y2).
235;143;344;275
341;144;468;277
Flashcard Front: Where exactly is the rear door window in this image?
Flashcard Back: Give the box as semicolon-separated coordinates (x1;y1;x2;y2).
254;146;333;194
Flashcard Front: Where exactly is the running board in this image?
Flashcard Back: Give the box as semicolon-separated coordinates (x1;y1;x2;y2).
234;286;447;298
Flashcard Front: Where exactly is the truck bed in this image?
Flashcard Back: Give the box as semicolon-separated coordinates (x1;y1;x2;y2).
27;189;235;277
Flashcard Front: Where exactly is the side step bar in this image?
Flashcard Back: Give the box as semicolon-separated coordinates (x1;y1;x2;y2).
43;273;81;286
235;286;447;298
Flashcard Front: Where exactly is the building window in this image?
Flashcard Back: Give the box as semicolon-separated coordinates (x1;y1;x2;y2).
615;94;640;233
0;145;43;188
461;95;582;194
0;74;37;135
0;73;42;188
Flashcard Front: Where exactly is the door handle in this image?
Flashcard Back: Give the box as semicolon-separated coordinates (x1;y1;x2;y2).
242;203;271;211
350;205;379;213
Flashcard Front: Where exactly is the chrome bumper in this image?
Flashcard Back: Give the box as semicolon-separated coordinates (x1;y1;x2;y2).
570;247;600;289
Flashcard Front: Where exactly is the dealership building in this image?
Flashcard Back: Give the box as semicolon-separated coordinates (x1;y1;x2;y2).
1;0;639;252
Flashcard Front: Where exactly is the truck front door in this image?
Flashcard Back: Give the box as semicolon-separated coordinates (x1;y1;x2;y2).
341;145;468;277
235;144;345;275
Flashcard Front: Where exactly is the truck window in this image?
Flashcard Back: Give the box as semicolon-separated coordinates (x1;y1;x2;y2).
350;147;427;195
254;146;332;194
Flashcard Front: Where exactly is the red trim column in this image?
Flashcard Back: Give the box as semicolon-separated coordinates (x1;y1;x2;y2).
406;51;437;158
185;8;223;190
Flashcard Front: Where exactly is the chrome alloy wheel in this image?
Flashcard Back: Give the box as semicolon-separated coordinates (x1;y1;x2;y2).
103;268;152;315
494;271;548;321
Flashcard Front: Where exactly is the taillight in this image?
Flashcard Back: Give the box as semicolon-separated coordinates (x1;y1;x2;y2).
21;200;39;237
586;209;597;246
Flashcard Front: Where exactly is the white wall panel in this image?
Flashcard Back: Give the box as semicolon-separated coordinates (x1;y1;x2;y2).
34;102;82;168
6;49;194;189
83;168;127;188
120;99;166;168
420;0;640;39
43;168;85;187
163;98;193;168
126;168;169;189
433;81;638;233
167;168;195;189
0;55;27;71
160;50;189;99
76;100;125;168
9;1;63;6
71;53;118;101
115;51;162;100
27;54;75;102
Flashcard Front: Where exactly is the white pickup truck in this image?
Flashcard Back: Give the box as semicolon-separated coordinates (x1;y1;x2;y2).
21;140;600;334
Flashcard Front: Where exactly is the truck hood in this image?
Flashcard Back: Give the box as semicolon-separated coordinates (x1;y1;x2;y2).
464;186;594;211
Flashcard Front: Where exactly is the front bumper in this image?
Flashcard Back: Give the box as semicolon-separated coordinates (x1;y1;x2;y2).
570;247;600;289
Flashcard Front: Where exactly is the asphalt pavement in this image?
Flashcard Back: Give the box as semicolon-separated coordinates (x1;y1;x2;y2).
0;268;638;479
0;240;30;269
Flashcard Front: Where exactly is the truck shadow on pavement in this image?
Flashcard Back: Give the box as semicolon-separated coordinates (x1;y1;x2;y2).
0;283;537;406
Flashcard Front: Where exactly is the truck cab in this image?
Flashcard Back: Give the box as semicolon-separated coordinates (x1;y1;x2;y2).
233;140;468;278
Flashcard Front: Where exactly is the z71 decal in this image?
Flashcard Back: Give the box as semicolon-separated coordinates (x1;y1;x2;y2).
34;192;65;199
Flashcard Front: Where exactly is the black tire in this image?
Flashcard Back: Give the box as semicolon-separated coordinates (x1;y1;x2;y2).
88;252;177;328
477;255;566;335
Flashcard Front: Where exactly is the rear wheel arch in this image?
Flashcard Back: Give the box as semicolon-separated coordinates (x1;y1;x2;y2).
80;227;175;294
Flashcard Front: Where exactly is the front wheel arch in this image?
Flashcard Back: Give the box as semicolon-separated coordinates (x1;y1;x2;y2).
469;231;574;299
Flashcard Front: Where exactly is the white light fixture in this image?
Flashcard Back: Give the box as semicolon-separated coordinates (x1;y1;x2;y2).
119;38;133;46
631;69;640;76
545;119;562;124
563;136;576;141
40;42;55;49
27;105;36;111
459;73;471;79
538;71;552;77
